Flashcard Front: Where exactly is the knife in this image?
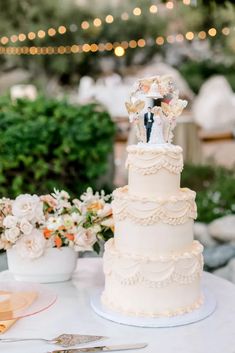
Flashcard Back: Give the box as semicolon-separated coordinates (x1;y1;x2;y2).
48;342;148;353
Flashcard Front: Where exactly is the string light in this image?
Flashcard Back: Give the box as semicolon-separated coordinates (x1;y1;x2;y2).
129;40;137;48
71;44;80;53
48;28;56;36
0;1;201;46
90;43;98;52
121;12;129;20
105;15;114;24
98;43;106;51
121;41;129;49
208;28;217;37
18;33;26;42
167;35;175;43
0;24;231;56
114;46;125;57
10;35;18;43
133;7;141;16
69;24;78;32
28;32;36;40
222;27;230;36
58;26;67;34
176;34;184;42
156;36;164;45
149;5;158;14
137;39;146;47
166;1;174;10
82;43;91;52
198;31;206;39
81;21;90;30
1;37;8;44
105;42;113;51
93;18;102;27
37;30;46;38
185;31;194;40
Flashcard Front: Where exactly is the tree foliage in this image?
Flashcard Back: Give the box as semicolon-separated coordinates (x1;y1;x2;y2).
0;0;235;89
0;96;115;197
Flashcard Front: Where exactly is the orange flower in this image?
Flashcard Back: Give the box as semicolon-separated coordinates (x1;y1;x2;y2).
54;235;62;248
65;233;74;241
58;225;66;231
43;228;53;239
87;201;103;212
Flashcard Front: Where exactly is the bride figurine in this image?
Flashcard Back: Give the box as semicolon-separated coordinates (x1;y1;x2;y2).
148;106;166;144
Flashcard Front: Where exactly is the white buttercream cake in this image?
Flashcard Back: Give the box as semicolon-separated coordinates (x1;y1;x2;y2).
101;76;204;318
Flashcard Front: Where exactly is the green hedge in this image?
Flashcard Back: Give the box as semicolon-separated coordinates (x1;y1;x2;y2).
182;164;235;223
0;96;115;197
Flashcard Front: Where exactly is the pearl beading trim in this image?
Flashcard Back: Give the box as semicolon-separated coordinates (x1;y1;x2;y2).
101;293;204;318
126;144;183;175
112;187;197;225
103;239;204;288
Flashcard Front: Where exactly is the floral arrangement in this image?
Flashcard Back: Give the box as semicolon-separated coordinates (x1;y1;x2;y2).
0;188;114;259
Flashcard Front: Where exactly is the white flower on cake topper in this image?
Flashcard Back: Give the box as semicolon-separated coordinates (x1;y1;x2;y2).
125;99;146;142
161;93;188;143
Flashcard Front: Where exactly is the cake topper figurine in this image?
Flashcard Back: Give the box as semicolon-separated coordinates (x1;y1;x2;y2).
125;75;188;145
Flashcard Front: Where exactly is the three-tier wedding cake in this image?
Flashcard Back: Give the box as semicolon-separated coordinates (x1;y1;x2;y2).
101;75;204;317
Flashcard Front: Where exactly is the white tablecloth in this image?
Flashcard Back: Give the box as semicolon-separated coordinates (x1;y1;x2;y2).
1;258;235;353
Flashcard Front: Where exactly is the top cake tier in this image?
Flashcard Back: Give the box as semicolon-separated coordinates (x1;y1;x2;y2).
126;144;183;198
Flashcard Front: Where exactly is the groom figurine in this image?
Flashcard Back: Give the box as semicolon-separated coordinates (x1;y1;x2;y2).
144;107;154;142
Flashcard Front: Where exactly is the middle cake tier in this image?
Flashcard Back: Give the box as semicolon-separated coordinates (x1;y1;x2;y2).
112;186;197;257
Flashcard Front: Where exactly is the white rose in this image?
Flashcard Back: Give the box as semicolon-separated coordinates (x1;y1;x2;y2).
20;218;33;235
12;194;44;222
4;227;20;243
3;215;18;228
14;229;46;259
74;227;97;252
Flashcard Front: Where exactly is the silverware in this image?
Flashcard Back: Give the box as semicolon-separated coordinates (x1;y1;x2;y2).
0;334;106;347
48;342;148;353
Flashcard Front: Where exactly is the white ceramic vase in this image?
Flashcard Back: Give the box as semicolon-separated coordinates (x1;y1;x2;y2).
7;247;78;283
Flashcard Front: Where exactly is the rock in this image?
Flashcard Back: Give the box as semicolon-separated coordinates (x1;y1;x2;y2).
193;75;235;131
214;258;235;284
0;69;31;94
213;264;231;281
208;215;235;242
11;84;37;101
203;244;235;270
194;222;217;247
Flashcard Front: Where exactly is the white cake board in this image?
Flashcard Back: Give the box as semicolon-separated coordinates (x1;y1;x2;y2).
90;287;216;328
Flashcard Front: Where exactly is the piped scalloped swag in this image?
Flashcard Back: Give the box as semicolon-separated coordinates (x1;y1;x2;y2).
112;187;197;225
103;238;204;288
126;144;183;175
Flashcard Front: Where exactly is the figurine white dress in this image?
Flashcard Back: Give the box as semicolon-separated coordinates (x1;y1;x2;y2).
149;107;166;144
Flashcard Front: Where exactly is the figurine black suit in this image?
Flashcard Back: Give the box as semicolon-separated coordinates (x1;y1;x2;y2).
144;107;154;143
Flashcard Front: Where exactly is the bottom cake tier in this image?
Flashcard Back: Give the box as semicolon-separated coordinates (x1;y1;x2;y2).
102;238;204;317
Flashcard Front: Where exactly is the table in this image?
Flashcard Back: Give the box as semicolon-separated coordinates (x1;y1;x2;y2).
1;258;235;353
